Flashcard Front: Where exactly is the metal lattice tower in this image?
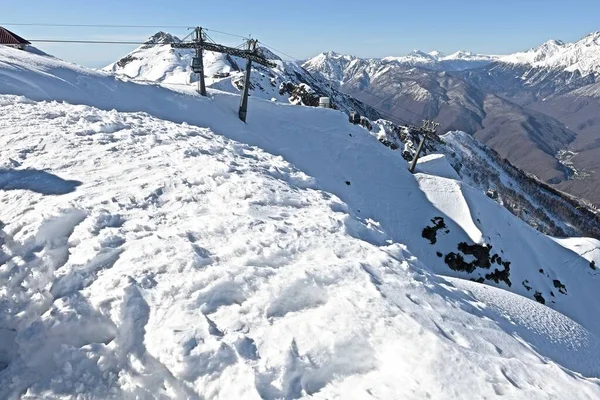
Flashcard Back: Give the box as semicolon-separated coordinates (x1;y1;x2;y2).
171;27;275;123
409;120;441;173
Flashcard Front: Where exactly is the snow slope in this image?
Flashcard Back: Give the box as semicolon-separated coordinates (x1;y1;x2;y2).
2;46;600;398
438;130;600;238
103;33;380;119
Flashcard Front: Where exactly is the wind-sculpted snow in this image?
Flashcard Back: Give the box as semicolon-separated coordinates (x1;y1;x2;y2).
2;47;600;398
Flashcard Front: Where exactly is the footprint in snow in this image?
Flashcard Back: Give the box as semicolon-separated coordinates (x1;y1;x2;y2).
406;294;433;310
433;321;471;349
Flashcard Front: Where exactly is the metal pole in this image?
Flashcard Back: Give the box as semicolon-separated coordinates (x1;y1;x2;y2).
196;27;206;97
409;135;427;173
238;39;256;123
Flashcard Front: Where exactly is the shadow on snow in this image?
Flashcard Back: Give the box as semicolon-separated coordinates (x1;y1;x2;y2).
0;169;81;195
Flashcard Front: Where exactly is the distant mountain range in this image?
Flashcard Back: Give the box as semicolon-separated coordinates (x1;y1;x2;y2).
303;31;600;205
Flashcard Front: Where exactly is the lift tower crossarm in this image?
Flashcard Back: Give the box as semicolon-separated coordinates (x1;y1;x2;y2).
171;28;277;122
171;41;276;68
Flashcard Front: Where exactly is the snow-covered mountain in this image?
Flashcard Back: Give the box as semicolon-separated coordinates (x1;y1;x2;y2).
2;45;600;398
500;31;600;76
304;30;600;206
104;32;380;120
382;49;498;71
302;49;497;87
454;32;600;205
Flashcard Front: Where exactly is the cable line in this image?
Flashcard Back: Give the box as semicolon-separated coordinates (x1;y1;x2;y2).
204;28;249;40
1;22;250;39
28;39;152;45
0;22;191;29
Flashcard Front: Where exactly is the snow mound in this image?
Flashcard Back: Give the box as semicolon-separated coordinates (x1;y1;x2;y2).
415;153;460;180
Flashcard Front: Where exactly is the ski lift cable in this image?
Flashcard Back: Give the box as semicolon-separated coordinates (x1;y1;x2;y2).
203;28;249;40
27;39;156;45
0;22;192;29
259;42;301;61
0;22;250;40
203;32;217;45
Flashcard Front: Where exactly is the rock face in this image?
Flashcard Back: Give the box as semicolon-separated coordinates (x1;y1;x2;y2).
303;31;600;205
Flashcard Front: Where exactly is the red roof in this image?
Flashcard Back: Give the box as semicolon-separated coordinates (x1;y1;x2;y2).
0;27;30;45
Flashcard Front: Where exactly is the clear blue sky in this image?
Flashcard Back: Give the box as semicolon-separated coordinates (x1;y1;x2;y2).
2;0;599;67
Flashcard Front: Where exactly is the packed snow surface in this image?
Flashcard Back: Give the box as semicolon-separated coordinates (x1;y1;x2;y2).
1;46;600;399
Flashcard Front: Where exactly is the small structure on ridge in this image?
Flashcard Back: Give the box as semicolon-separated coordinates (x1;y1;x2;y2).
0;27;30;50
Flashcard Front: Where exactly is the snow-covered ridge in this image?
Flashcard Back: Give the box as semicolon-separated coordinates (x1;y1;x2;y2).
500;31;600;76
144;31;182;45
382;49;498;70
305;29;600;82
2;46;600;398
103;32;380;119
303;49;498;84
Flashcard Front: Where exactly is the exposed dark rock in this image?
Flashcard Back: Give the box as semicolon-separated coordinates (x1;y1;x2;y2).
379;138;399;150
457;242;492;269
444;252;476;273
534;292;546;304
485;264;511;287
442;242;511;286
522;280;532;291
591;261;597;270
436;251;443;258
422;217;446;244
402;151;414;162
279;82;321;107
553;279;567;295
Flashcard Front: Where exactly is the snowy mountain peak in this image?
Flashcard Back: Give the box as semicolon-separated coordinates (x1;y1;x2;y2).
446;50;475;59
256;46;281;61
579;30;600;44
145;31;181;45
376;49;497;71
318;50;358;61
532;39;566;60
409;49;436;60
428;50;444;58
500;31;600;75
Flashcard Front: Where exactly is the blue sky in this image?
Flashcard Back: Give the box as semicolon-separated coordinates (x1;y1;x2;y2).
2;0;600;67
